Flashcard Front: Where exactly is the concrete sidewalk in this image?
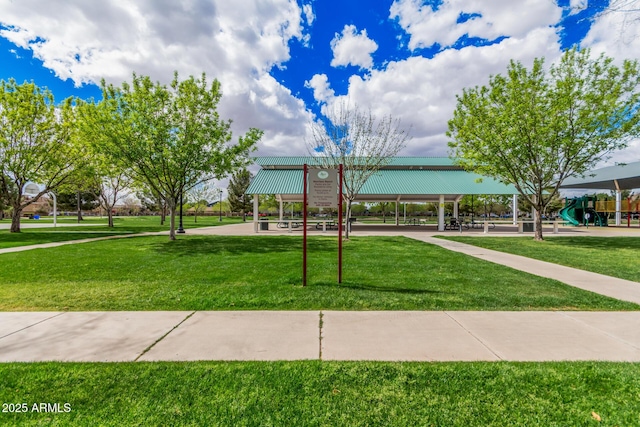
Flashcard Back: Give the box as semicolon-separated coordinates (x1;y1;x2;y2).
1;311;640;362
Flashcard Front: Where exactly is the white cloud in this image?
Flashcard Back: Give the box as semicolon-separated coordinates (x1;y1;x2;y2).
330;24;378;69
390;0;561;51
0;0;314;155
323;26;562;156
305;73;335;103
303;3;315;25
582;2;640;60
581;2;640;165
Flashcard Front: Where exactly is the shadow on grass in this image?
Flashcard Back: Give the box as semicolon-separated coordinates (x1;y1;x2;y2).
542;236;640;250
313;281;445;295
150;235;337;256
0;230;133;248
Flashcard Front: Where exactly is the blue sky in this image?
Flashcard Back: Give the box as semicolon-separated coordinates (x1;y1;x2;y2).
0;0;638;163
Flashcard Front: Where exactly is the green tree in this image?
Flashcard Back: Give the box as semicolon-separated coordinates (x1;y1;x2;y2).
54;168;100;222
0;79;85;232
227;168;253;221
86;72;262;239
186;182;218;223
258;194;279;215
448;48;640;240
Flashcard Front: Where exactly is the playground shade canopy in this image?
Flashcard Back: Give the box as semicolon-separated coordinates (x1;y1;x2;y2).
561;161;640;191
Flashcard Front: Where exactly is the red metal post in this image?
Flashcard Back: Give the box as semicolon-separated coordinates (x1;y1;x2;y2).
303;164;308;287
338;164;343;283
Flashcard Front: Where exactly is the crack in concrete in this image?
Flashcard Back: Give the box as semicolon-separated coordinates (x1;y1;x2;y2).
560;312;640;351
318;311;324;360
444;311;503;361
0;312;66;340
134;311;196;361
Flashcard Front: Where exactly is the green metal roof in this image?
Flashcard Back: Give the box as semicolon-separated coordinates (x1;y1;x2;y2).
247;169;517;196
561;161;640;190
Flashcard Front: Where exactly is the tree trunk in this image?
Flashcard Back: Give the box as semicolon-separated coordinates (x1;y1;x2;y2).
158;197;166;225
76;191;83;223
534;207;544;241
107;210;114;228
168;202;176;240
345;199;353;239
10;206;22;233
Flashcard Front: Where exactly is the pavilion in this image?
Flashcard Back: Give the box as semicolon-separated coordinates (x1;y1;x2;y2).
246;157;519;232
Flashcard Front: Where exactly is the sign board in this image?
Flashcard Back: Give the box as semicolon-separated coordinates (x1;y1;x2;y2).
308;168;338;208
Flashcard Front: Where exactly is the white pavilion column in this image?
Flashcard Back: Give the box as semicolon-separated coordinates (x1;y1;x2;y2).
438;194;445;231
615;187;622;226
395;196;401;226
279;199;284;220
512;194;518;225
453;200;459;219
253;195;259;232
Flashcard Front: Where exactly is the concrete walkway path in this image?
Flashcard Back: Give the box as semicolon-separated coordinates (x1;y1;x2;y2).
2;311;640;362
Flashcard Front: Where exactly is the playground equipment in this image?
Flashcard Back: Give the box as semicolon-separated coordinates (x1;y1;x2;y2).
559;195;608;227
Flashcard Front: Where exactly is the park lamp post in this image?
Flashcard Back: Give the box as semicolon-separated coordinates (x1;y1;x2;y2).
218;188;223;222
177;187;185;234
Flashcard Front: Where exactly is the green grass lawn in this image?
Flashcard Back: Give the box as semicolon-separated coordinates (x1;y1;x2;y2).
0;216;245;249
1;361;638;426
439;236;640;283
0;235;636;311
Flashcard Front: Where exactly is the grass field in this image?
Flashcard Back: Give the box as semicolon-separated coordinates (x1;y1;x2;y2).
0;216;244;249
439;236;640;283
1;361;638;426
0;235;636;311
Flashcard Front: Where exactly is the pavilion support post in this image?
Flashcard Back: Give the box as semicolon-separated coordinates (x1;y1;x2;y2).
512;194;518;225
615;183;622;226
453;200;459;220
395;196;400;226
278;198;284;221
253;194;259;233
438;195;445;232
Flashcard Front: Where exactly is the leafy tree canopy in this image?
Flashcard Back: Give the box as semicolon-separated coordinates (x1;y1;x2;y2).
84;72;262;239
448;48;640;240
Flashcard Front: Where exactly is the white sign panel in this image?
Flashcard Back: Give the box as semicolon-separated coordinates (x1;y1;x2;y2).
308;168;339;208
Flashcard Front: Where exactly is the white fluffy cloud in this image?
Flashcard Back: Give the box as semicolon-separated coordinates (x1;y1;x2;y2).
303;3;315;25
0;0;314;156
330;24;378;69
390;0;561;50
305;73;335;103
0;0;638;165
323;24;562;155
